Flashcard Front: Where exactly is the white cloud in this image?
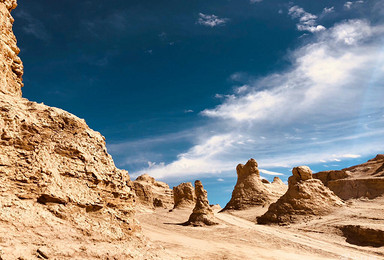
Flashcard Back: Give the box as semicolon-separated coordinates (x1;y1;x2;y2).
134;19;384;181
345;1;364;9
323;7;335;14
259;169;284;176
197;13;229;27
250;0;263;3
217;178;225;182
288;5;326;33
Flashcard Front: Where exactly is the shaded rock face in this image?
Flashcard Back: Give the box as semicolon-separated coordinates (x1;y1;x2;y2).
339;225;384;247
0;0;23;96
133;174;173;209
313;155;384;200
0;2;150;258
223;159;287;210
257;166;343;225
186;180;218;226
173;182;196;209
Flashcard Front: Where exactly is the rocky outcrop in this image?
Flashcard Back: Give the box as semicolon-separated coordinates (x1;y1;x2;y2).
186;180;218;226
257;166;344;225
314;154;384;200
0;1;149;258
0;0;23;96
133;174;173;209
173;182;195;209
339;225;384;247
222;159;287;210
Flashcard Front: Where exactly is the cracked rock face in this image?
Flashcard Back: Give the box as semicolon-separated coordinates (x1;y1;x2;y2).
173;182;196;209
257;166;344;225
0;0;23;96
186;180;218;226
0;1;151;258
133;174;173;209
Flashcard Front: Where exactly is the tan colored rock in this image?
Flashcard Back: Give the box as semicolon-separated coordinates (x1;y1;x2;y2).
0;1;153;258
257;166;344;225
173;182;196;209
313;154;384;200
0;0;23;96
133;174;173;209
339;224;384;247
223;159;287;210
272;177;284;185
186;180;218;226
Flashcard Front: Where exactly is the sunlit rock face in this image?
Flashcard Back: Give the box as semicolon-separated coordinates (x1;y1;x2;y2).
223;159;287;211
186;180;218;226
0;1;151;258
257;166;344;225
0;0;23;96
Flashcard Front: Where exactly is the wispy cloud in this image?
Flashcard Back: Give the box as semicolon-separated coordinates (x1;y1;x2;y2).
344;1;365;9
322;7;335;15
14;10;50;42
135;18;384;180
259;169;284;176
288;5;326;33
197;13;229;27
250;0;263;3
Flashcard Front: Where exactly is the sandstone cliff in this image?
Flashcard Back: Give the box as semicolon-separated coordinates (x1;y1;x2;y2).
313;154;384;200
173;182;196;209
257;166;343;225
222;159;287;211
0;1;149;258
133;174;173;210
0;0;23;96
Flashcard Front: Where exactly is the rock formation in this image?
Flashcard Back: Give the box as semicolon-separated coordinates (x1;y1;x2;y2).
133;174;173;209
313;154;384;200
173;182;196;209
339;225;384;247
222;159;287;211
0;0;23;96
257;166;344;225
0;1;150;258
185;180;218;226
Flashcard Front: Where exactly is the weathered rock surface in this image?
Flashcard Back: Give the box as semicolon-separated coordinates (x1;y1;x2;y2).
173;182;196;209
133;174;173;209
0;0;23;96
223;159;287;211
339;225;384;247
186;180;218;226
314;154;384;200
257;166;344;225
0;1;151;258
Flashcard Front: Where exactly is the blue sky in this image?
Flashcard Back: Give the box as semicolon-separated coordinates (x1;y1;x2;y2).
14;0;384;206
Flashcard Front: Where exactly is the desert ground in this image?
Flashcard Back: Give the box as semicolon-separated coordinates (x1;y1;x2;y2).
138;197;384;260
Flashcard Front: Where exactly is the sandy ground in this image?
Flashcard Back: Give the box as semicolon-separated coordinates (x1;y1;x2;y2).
137;198;384;260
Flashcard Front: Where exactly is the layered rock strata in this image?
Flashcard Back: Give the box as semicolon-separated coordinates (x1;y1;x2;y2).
0;1;148;258
314;154;384;200
133;174;173;209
